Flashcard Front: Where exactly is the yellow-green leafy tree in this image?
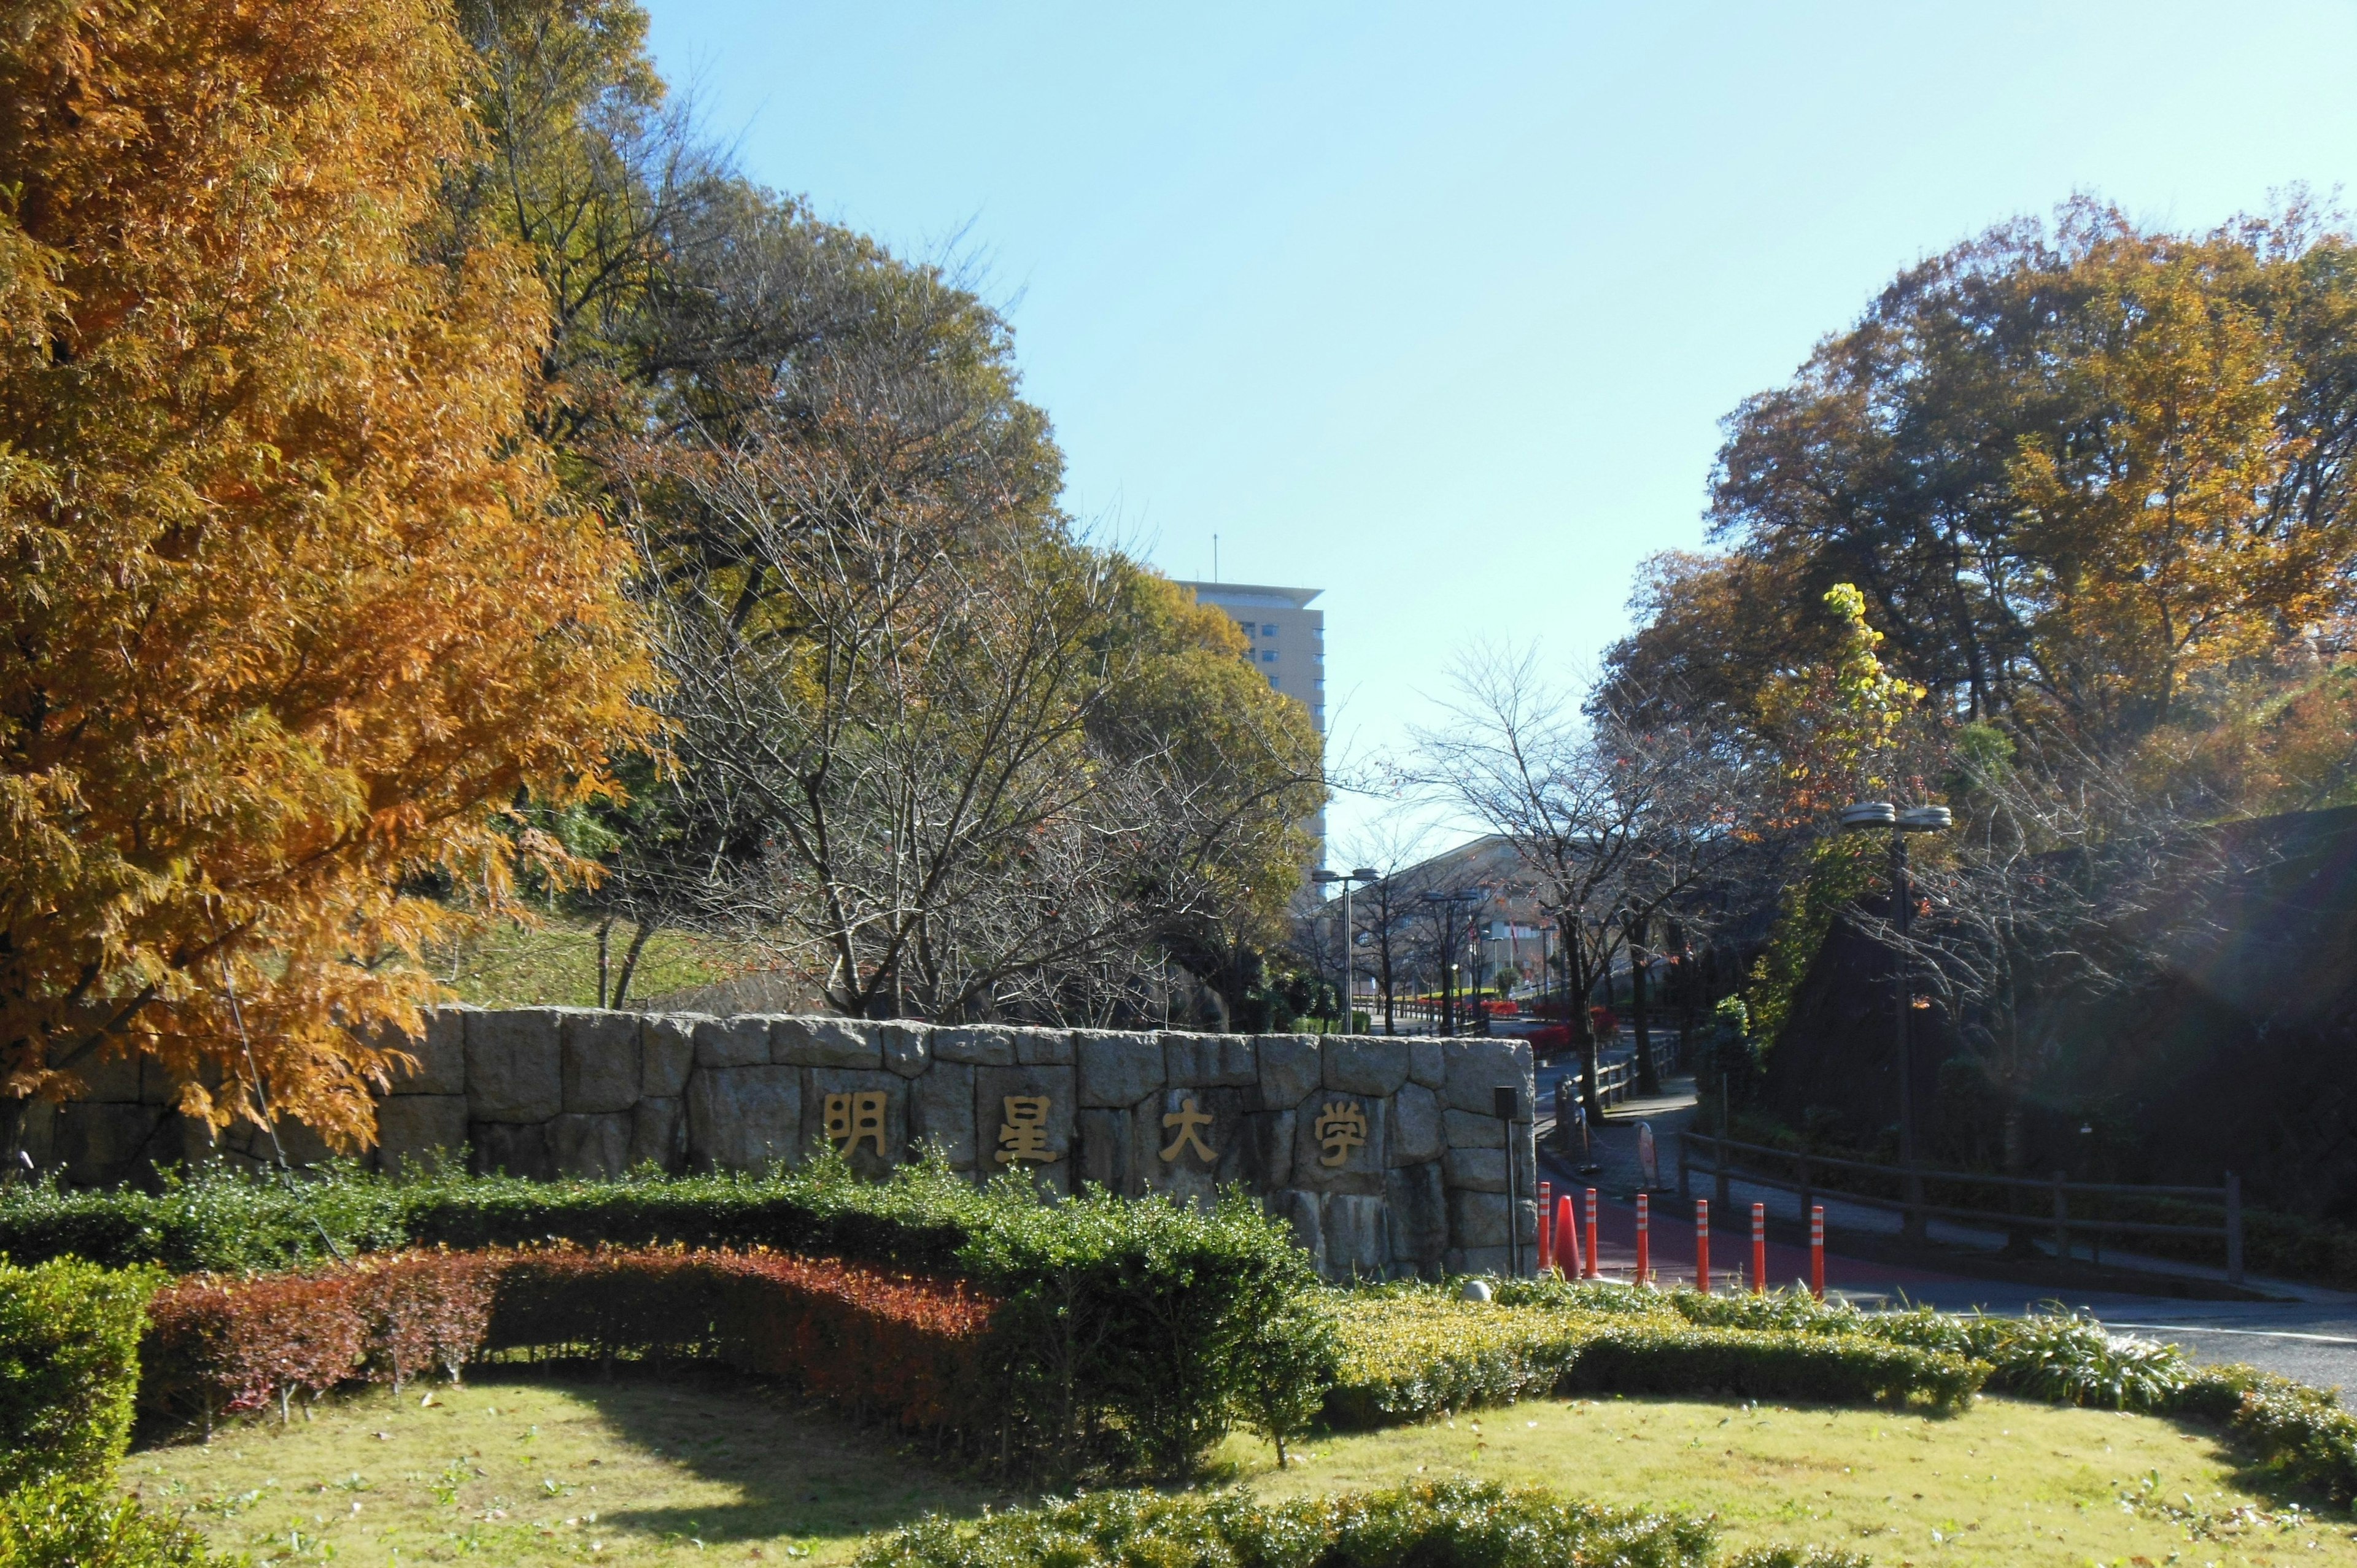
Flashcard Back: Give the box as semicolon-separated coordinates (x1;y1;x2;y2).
0;0;654;1148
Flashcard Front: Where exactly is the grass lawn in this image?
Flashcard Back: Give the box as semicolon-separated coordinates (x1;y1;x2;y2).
128;1368;1000;1568
1229;1394;2357;1567
419;916;762;1010
133;1370;2357;1568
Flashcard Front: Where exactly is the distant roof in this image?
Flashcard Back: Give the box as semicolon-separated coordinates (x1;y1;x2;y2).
1172;580;1323;610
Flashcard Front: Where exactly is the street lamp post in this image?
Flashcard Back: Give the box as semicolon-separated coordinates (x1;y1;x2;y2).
1312;867;1382;1030
1841;800;1953;1242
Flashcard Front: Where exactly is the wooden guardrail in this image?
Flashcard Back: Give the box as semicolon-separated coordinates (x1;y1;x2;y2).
1678;1130;2244;1284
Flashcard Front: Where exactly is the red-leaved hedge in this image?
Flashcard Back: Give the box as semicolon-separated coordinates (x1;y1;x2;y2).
139;1247;993;1440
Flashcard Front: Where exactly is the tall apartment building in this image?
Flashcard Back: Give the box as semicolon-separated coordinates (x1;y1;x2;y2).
1175;579;1325;853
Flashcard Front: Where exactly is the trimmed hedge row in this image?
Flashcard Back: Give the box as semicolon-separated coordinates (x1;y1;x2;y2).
855;1477;1868;1568
1;1159;1320;1478
1321;1288;1987;1427
140;1247;993;1443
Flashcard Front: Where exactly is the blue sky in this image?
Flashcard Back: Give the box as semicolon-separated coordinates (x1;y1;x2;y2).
640;1;2357;860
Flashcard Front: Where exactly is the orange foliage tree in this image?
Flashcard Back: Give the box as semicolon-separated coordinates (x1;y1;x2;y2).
0;0;654;1148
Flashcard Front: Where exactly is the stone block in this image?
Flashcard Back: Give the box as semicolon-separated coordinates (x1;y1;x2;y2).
1447;1188;1537;1251
1323;1194;1390;1279
1390;1084;1445;1165
1441;1038;1534;1117
687;1064;803;1172
1408;1038;1447;1088
562;1011;642;1114
773;1016;881;1070
1013;1029;1074;1066
1444;1146;1508;1192
641;1015;700;1098
629;1097;684;1172
1452;1245;1515;1277
381;1008;466;1095
549;1111;632;1178
52;1103;163;1186
931;1027;1017;1067
1444;1108;1506;1149
1269;1188;1322;1262
1076;1032;1163;1107
471;1120;554;1180
1324;1036;1409;1095
1131;1086;1254;1208
1448;1187;1510;1249
1256;1034;1323;1109
879;1022;931;1078
1077;1106;1131;1193
69;1048;144;1103
1245;1106;1296;1191
910;1060;977;1167
375;1094;468;1174
466;1010;563;1122
977;1063;1074;1192
1386;1161;1448;1266
803;1067;907;1180
1290;1091;1386;1195
693;1015;770;1070
1164;1033;1256;1087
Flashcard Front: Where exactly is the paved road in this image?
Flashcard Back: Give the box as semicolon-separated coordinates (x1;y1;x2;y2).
1532;1055;2357;1406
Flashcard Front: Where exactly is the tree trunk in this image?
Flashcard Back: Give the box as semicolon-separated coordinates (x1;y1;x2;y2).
608;921;656;1010
1565;917;1605;1125
1629;911;1659;1097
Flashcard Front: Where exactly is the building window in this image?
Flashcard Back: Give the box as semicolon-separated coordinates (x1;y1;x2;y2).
1262;623;1279;636
1261;650;1277;662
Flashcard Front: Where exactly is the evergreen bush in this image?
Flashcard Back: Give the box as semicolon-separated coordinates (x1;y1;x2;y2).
0;1257;158;1488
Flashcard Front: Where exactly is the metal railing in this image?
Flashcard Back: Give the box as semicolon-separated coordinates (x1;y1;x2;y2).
1678;1130;2244;1284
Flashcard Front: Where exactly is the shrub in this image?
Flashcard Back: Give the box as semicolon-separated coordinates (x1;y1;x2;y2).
0;1477;220;1568
348;1250;499;1389
1324;1292;1588;1427
854;1478;1755;1568
5;1158;1320;1478
143;1269;366;1429
0;1257;158;1488
1562;1324;1985;1409
2175;1363;2357;1507
1328;1286;1985;1423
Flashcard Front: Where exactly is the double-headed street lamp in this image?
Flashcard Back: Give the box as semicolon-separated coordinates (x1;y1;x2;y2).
1841;800;1952;1240
1311;867;1381;1030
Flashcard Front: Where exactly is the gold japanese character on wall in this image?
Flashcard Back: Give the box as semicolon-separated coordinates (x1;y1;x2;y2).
824;1090;888;1158
994;1095;1059;1165
1314;1099;1368;1168
1159;1095;1217;1164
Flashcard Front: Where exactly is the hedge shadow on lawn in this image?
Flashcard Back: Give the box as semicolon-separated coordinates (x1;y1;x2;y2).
495;1360;1005;1546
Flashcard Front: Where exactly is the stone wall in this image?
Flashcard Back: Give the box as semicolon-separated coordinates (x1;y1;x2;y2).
21;1010;1539;1280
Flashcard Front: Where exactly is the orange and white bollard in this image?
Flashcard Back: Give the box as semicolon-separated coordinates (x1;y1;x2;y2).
1584;1188;1600;1280
1555;1192;1580;1278
1810;1205;1826;1300
1538;1180;1553;1272
1695;1198;1711;1294
1751;1202;1767;1295
1635;1192;1651;1284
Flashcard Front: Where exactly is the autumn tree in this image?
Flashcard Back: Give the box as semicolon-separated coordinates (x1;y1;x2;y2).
1604;198;2357;755
0;0;652;1148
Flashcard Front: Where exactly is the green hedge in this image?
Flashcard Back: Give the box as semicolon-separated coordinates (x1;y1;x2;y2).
855;1477;1867;1568
1322;1288;1984;1427
0;1160;1317;1480
0;1257;158;1489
